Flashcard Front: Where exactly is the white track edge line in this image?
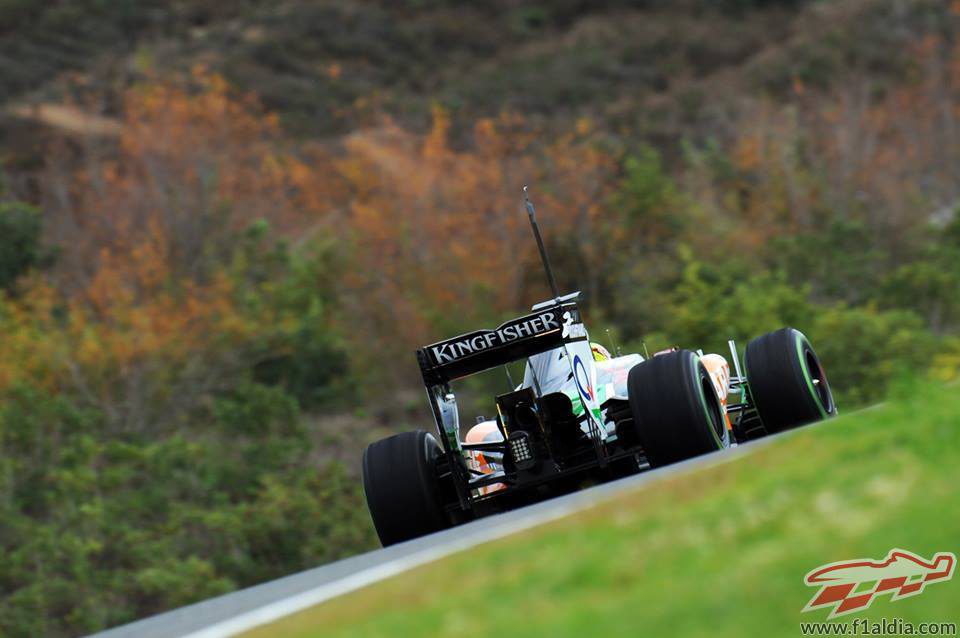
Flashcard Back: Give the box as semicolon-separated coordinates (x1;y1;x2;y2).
180;501;582;638
181;440;764;638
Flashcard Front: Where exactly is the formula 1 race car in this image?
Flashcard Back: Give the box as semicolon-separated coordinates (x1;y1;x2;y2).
362;191;837;546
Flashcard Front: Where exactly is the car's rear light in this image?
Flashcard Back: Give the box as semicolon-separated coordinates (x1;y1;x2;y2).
508;431;535;469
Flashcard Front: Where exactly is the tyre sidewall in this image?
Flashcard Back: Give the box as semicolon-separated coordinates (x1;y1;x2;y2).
362;430;448;546
745;327;835;433
627;350;728;466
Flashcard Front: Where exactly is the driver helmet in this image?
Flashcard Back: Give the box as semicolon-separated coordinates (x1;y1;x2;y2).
590;342;612;361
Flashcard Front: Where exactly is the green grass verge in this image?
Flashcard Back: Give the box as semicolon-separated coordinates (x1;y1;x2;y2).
244;382;959;637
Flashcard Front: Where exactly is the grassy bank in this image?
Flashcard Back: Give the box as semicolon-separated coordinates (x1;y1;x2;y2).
245;381;959;637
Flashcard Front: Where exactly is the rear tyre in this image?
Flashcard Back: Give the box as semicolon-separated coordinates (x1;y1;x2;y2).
744;327;836;433
362;430;449;546
627;350;729;467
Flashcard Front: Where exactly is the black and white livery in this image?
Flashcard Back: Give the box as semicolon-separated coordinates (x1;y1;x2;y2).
362;190;837;546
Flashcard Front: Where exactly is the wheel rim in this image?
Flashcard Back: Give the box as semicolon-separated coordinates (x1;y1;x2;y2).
803;346;834;414
795;331;834;417
697;363;726;448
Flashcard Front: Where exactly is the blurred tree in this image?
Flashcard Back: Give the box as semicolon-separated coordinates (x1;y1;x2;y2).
0;202;42;292
881;217;960;333
809;305;937;407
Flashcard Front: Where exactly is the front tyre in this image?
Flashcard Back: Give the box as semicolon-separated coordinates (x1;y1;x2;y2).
627;350;730;467
744;327;836;433
362;430;449;546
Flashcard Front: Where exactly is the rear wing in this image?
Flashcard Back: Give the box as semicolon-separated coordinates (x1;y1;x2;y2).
416;301;585;385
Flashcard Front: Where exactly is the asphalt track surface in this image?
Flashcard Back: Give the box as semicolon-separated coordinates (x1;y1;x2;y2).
88;432;789;638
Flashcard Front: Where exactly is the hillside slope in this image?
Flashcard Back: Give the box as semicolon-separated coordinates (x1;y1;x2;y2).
1;3;959;635
245;382;960;637
2;0;945;140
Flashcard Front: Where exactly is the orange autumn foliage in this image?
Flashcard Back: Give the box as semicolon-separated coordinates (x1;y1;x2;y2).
14;69;621;410
42;67;338;295
3;70;345;431
36;70;621;372
19;32;960;402
0;246;282;434
333;107;617;372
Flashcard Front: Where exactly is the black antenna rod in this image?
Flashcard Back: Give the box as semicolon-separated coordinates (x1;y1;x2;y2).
523;186;560;300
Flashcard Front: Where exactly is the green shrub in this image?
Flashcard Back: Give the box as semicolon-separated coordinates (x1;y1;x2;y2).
665;257;814;356
0;381;376;637
809;305;937;408
0;202;42;292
